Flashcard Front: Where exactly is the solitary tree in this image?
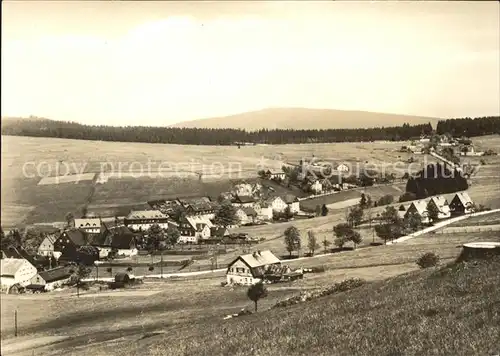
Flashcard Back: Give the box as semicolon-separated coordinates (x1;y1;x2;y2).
315;205;322;217
333;223;361;249
70;265;91;297
347;206;364;227
148;224;165;250
284;226;301;257
65;212;74;228
247;281;268;312
214;202;240;227
404;211;422;232
166;225;181;247
322;236;331;254
307;230;320;256
321;204;329;216
427;203;440;225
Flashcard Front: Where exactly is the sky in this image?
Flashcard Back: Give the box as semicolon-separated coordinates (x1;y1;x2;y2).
1;1;499;126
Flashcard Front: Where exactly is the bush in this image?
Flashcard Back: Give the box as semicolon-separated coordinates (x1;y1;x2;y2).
416;252;440;269
377;194;394;206
399;192;417;203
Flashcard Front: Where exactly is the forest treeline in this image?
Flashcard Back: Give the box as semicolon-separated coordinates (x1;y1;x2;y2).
1;116;498;145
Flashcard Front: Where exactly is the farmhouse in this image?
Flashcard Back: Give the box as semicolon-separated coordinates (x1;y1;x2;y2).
235;207;259;225
109;234;138;257
0;258;38;290
283;194;300;213
404;200;430;224
124;210;171;231
178;215;214;242
231;195;256;208
177;197;217;219
449;192;474;215
226;250;281;285
265;169;286;180
54;229;87;254
264;196;288;213
427;196;451;219
74;218;101;234
29;267;72;291
254;203;273;220
37;234;58;257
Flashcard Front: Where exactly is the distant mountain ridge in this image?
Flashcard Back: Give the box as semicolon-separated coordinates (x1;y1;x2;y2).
169;108;440;130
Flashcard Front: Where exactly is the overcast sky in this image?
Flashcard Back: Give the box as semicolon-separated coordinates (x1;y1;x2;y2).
2;1;499;126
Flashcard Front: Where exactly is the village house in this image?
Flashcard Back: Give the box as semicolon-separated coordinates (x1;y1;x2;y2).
0;258;38;291
74;218;101;234
178;215;214;243
124;210;171;231
254;203;273;220
404;200;430;224
264;196;288;213
226;250;281;285
231;195;257;208
334;163;350;173
449;192;474;215
109;233;138;257
283;194;301;213
309;180;323;194
37;234;59;257
265;169;286;181
210;227;229;239
29;266;72;291
54;229;88;255
235;207;259;225
427;196;451;219
177;197;217;219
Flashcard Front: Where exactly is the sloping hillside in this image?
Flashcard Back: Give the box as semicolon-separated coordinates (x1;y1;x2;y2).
170;108;439;130
90;256;500;356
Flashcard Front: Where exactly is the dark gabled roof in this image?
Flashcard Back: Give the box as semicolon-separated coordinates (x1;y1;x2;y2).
232;195;256;204
242;207;258;217
210;227;228;238
282;194;299;204
2;246;36;265
60;229;87;246
38;267;72;283
110;235;136;249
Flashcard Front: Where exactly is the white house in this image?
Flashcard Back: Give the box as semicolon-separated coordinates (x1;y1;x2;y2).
427;196;451;219
404;200;430;224
37;234;58;257
449;192;474;215
265;169;286;180
254;203;273;220
74;218;101;234
334;163;350;173
124;210;171;231
231;195;257;208
226;250;281;285
29;267;72;291
265;196;288;213
179;215;214;242
282;194;300;213
310;180;323;194
0;258;38;291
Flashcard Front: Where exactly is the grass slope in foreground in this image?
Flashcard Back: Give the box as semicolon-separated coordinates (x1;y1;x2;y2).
99;257;499;356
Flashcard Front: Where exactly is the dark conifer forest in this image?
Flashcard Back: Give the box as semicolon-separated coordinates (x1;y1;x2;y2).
1;116;498;146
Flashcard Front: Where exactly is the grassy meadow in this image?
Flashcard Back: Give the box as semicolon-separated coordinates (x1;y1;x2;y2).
1;231;498;356
1;134;499;228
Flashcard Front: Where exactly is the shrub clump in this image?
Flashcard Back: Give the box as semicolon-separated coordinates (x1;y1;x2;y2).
416;252;440;269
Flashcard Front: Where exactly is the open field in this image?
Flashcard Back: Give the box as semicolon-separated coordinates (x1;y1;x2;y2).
2;135;500;227
2;231;499;356
446;210;500;227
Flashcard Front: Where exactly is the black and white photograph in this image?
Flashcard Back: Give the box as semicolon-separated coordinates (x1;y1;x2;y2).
1;1;500;355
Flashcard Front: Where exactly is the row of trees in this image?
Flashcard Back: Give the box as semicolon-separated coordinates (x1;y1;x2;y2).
436;116;500;137
1;118;434;145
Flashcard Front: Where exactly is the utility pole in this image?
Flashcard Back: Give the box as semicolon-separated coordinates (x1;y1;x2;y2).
14;310;18;337
160;248;163;278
